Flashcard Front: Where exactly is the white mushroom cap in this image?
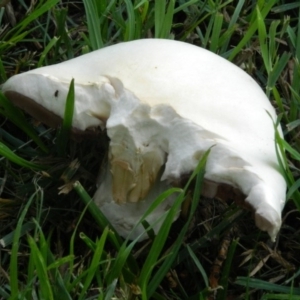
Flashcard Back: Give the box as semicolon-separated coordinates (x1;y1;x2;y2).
2;39;286;241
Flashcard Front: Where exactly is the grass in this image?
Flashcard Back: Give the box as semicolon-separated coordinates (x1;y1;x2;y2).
0;0;300;299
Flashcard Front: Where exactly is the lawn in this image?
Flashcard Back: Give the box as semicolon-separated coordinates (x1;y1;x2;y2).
0;0;300;299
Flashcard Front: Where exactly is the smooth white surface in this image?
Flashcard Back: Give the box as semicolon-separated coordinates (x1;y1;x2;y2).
2;39;286;240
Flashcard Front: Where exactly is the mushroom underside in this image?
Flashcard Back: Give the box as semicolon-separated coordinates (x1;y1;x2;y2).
4;84;283;242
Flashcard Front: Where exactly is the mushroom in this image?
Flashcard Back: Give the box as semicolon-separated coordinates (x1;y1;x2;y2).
2;39;286;241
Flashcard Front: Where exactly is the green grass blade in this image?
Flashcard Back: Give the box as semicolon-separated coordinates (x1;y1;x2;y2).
53;8;74;60
9;190;39;299
56;79;75;157
0;286;10;298
272;2;300;13
154;0;165;38
37;36;59;67
104;278;118;300
187;245;209;288
47;255;75;271
210;12;223;53
0;56;7;82
229;0;277;61
0;221;35;248
0;93;49;153
0;128;37;156
220;0;245;53
13;0;60;36
139;193;185;297
268;52;291;91
216;238;239;300
79;232;97;251
272;115;300;209
261;294;300;300
272;87;287;121
289;8;300;121
287;119;300;132
73;181;123;249
27;235;54;300
0;142;48;170
155;0;174;38
286;177;300;201
256;6;270;74
281;139;300;161
73;182;140;277
161;0;175;38
203;15;214;49
268;20;280;61
174;0;204;13
285;268;300;285
235;277;300;294
82;0;103;50
64;193;98;286
106;239;137;285
78;227;109;300
123;0;135;40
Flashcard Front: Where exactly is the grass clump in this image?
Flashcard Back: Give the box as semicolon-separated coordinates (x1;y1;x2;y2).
0;0;300;299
